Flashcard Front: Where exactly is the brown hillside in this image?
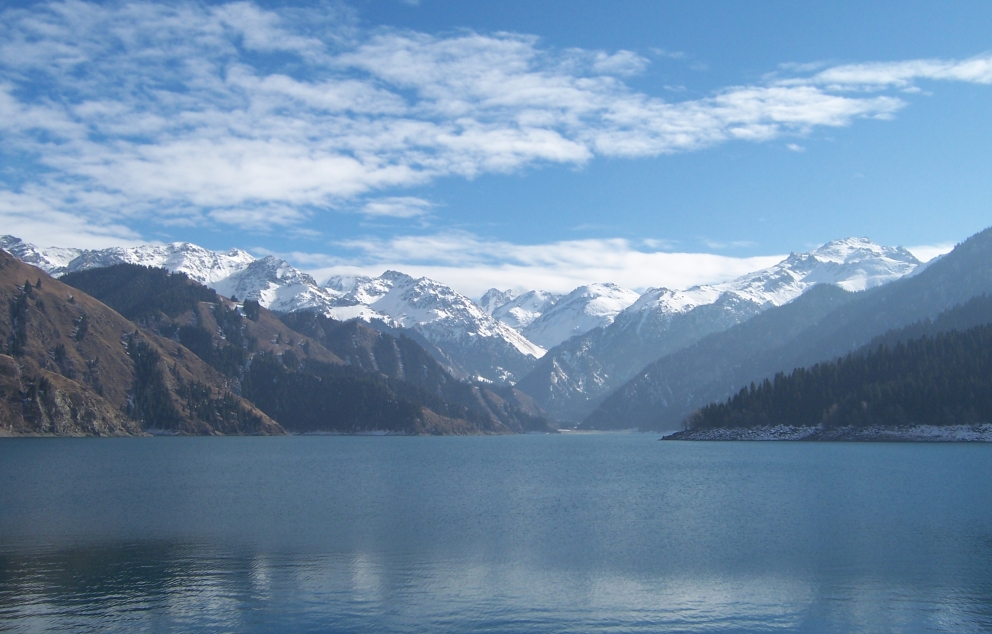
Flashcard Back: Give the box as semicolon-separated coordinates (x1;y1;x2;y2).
0;250;283;436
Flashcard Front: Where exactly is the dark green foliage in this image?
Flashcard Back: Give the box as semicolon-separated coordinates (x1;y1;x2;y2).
19;375;53;424
242;352;425;433
242;299;260;321
63;264;254;378
172;373;264;433
866;294;992;350
175;321;251;379
212;302;243;340
279;311;553;432
688;323;992;430
62;264;218;321
50;342;76;380
73;313;88;342
8;285;29;355
125;337;263;433
182;302;256;378
125;338;182;429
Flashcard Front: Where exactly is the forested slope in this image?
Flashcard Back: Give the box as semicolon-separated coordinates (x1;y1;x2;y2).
684;321;992;431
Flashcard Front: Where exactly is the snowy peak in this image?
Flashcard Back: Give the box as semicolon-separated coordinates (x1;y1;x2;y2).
622;237;921;326
804;238;920;292
492;290;562;330
516;236;923;423
0;235;82;274
324;274;368;294
216;256;342;314
479;288;517;315
1;235;545;384
348;273;544;357
340;270;414;305
0;236;338;315
321;270;546;383
63;243;335;314
521;283;639;349
63;242;257;288
809;237;916;265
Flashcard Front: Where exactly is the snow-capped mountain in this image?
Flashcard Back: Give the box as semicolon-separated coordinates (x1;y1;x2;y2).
65;242;256;287
487;290;563;331
0;235;83;274
613;238;919;334
1;233;921;394
214;257;343;314
520;283;638;349
479;288;518;315
326;271;545;383
515;238;922;422
0;236;343;315
0;235;547;384
585;229;992;432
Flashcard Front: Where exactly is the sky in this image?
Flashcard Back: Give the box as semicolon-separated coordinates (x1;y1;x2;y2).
1;0;991;296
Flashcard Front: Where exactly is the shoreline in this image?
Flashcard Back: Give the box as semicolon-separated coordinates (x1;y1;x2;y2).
662;423;992;442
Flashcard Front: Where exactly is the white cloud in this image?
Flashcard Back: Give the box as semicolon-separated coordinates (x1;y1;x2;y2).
360;196;432;218
1;2;986;234
0;190;142;249
906;242;955;263
293;231;784;297
786;143;805;152
703;239;758;249
805;55;992;89
651;48;687;60
592;50;650;76
0;0;992;237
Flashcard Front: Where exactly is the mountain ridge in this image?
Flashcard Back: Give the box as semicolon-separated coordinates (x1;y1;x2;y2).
0;251;284;436
2;233;925;403
586;227;992;432
515;238;921;422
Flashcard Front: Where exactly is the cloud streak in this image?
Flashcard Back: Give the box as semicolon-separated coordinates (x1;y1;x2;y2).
286;231;785;297
0;1;989;236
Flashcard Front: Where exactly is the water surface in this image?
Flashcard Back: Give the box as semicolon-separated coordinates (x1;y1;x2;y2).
2;435;991;632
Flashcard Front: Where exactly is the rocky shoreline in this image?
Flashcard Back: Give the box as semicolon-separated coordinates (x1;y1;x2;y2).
662;423;992;442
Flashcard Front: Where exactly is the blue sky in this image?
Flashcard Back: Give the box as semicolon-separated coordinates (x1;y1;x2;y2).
1;0;991;295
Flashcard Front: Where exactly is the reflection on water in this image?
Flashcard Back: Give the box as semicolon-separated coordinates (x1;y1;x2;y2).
2;436;992;632
5;543;992;633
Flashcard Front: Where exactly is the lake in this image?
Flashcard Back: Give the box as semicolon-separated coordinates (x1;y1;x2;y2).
2;434;992;633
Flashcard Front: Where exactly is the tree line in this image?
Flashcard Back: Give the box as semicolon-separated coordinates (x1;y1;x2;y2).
687;322;992;430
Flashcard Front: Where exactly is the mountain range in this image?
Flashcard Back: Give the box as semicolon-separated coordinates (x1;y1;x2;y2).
2;230;956;434
585;227;992;431
513;238;921;422
0;252;555;436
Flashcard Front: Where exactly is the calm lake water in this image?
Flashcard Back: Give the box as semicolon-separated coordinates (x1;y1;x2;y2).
2;434;992;633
